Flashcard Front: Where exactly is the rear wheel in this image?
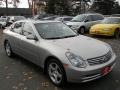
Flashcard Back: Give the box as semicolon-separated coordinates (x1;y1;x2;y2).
114;29;120;39
78;27;85;34
4;41;14;57
46;59;66;87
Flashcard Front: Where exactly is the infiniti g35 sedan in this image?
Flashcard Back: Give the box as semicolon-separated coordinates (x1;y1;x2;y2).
3;20;116;87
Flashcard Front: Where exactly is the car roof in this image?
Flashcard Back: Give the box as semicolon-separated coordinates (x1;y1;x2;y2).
17;19;61;24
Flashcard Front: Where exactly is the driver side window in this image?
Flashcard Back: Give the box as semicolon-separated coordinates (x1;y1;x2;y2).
22;23;34;36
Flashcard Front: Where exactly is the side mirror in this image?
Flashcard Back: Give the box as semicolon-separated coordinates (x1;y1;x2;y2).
26;34;38;41
12;20;15;22
85;20;89;22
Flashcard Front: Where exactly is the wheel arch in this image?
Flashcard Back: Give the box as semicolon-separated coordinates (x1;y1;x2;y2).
79;26;85;30
114;28;120;34
44;56;65;74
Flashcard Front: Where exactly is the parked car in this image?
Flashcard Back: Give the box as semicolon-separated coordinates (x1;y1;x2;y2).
34;14;53;20
0;18;7;28
104;15;111;17
66;13;104;34
54;16;73;23
111;14;120;17
7;16;26;26
41;16;59;20
1;16;8;19
3;20;116;86
90;17;120;38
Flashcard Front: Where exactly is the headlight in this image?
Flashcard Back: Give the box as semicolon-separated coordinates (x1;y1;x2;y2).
105;43;114;55
65;51;87;68
71;25;80;29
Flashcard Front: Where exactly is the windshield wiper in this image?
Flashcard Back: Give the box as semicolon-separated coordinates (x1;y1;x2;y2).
46;35;78;40
62;35;78;38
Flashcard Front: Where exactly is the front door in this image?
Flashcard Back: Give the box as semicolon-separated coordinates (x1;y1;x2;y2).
20;22;39;64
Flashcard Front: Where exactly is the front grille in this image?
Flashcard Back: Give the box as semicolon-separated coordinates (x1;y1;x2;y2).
87;51;112;66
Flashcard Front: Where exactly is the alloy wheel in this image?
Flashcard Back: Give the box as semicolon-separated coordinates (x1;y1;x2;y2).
48;62;63;85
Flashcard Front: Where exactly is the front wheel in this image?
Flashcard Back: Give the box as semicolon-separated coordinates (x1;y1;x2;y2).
78;27;85;34
4;41;14;57
114;29;120;39
47;59;66;87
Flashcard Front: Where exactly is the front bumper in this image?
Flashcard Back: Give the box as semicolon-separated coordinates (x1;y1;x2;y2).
90;30;114;36
65;54;116;83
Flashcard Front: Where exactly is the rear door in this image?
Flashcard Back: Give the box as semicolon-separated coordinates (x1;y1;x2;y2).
8;22;24;54
84;15;93;30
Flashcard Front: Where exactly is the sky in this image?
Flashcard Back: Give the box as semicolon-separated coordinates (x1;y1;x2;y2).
1;0;29;8
18;0;29;8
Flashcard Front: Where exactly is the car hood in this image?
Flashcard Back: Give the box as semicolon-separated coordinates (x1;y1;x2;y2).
66;21;84;26
47;35;109;60
91;24;119;29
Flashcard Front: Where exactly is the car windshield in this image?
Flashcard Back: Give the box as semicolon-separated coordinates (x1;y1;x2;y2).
35;22;77;39
71;15;86;22
15;16;25;21
102;18;120;24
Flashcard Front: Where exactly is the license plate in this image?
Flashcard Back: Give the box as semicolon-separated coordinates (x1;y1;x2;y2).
102;67;111;76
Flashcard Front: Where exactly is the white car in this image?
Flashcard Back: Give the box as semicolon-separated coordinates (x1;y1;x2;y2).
66;13;104;34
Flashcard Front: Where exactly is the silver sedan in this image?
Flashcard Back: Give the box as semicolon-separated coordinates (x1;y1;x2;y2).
3;20;116;87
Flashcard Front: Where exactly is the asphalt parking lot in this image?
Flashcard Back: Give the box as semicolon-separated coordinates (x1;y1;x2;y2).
0;30;120;90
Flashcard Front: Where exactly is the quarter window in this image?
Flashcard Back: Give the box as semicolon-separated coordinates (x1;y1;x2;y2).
11;22;23;34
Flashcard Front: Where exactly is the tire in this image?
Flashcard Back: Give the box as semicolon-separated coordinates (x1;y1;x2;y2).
46;59;67;87
4;41;14;57
114;29;120;39
0;24;2;29
78;27;85;34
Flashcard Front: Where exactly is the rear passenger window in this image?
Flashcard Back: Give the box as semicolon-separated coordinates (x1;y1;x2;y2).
11;22;23;34
92;15;104;21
